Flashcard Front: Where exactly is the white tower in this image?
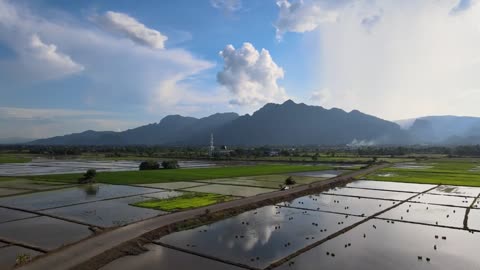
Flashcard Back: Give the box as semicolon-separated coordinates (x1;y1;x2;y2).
209;133;214;157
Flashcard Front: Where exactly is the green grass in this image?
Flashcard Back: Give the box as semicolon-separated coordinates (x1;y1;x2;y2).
366;159;480;187
132;192;233;212
26;164;333;185
0;155;31;164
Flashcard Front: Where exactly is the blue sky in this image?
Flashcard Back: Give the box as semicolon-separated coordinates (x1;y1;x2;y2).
1;0;480;139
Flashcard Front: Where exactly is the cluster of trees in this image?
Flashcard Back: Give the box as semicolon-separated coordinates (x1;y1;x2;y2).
139;160;179;170
4;144;480;158
78;169;96;184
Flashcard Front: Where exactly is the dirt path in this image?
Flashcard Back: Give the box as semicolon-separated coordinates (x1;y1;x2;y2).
19;163;389;270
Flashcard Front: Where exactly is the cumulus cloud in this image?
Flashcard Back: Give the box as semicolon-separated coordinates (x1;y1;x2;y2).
211;0;242;12
0;0;218;138
275;0;349;39
0;0;84;80
217;42;288;106
96;11;168;49
28;34;84;76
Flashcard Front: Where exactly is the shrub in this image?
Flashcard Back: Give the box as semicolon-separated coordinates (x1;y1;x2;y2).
162;160;179;169
78;169;96;184
285;176;296;185
15;253;31;266
139;161;160;170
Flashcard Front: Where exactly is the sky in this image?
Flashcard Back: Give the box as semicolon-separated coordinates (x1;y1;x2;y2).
1;0;480;140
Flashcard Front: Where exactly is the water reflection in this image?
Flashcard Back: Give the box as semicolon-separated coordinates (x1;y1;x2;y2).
158;205;362;269
82;184;99;196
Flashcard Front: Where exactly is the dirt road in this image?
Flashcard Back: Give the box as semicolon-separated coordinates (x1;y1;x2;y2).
20;163;388;270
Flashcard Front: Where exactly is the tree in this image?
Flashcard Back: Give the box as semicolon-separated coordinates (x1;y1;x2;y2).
78;169;96;184
285;176;296;185
162;160;179;169
139;161;160;170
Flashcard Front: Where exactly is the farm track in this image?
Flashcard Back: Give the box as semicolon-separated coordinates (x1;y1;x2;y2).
19;163;389;270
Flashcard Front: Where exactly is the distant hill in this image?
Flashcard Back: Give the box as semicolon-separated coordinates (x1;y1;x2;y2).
397;116;480;145
29;100;408;146
31;113;239;146
0;137;37;145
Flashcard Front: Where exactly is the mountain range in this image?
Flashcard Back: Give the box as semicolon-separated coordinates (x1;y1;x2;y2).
29;100;480;146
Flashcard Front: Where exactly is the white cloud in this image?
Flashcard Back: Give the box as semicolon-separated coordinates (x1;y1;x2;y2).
150;76;230;115
28;34;84;76
0;0;219;138
217;42;288;106
96;11;168;49
309;89;331;105
0;0;213;103
308;0;480;119
275;0;346;40
211;0;242;12
0;0;84;80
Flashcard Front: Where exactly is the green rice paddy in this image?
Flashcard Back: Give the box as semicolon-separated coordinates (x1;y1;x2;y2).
26;164;333;185
367;159;480;187
132;193;234;212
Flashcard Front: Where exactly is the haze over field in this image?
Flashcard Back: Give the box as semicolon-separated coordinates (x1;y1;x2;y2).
1;0;480;144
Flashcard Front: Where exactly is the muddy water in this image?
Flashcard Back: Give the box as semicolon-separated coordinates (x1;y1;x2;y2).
100;244;244;270
0;216;92;250
0;184;161;211
0;207;37;223
274;220;480;270
157;205;363;269
0;245;43;269
41;192;181;227
279;193;398;217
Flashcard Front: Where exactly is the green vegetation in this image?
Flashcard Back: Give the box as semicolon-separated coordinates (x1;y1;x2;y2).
78;169;97;184
15;253;31;266
26;164;333;185
133;192;233;212
366;159;480;187
161;160;179;169
0;154;31;164
285;176;296;185
139;161;160;170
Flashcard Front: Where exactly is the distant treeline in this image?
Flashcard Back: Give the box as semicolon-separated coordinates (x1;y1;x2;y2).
3;144;480;158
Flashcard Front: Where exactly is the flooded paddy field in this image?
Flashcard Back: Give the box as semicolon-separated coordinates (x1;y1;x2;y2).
41;191;181;227
0;184;186;267
182;184;276;197
100;243;245;270
0;245;44;269
324;186;415;200
0;215;92;251
157;205;363;269
0;184;162;210
0;159;219;176
0;170;313;267
102;180;480;270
